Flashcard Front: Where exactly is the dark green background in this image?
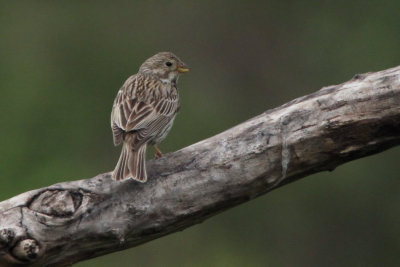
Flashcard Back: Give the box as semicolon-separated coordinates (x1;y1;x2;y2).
0;1;399;266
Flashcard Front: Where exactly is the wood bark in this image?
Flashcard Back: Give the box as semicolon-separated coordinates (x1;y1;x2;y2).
1;66;400;266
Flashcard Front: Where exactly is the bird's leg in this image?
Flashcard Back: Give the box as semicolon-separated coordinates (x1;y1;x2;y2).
154;145;163;159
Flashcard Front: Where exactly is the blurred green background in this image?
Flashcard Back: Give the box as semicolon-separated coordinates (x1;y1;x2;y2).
0;1;399;266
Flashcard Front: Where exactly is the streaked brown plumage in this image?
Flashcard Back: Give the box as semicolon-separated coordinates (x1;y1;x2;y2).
111;52;189;182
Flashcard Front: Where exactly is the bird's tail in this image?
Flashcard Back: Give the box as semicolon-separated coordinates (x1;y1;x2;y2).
112;140;147;182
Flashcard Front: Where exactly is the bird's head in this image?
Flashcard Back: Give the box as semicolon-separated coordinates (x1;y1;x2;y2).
139;52;190;83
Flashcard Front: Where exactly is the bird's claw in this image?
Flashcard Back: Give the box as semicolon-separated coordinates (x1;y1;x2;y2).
154;147;163;159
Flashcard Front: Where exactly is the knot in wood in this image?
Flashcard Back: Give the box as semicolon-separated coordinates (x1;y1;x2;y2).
29;190;81;217
12;239;40;262
0;228;15;248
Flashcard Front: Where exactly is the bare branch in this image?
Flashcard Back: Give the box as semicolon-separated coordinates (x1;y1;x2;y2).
1;66;400;266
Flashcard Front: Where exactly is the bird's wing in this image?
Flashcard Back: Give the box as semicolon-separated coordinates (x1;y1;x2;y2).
111;75;179;146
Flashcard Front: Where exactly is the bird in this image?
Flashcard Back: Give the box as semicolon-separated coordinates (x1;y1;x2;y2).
111;52;190;182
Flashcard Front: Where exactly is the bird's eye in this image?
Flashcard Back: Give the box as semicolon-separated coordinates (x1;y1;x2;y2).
165;61;172;67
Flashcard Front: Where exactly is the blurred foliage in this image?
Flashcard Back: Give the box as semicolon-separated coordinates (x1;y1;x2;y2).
0;1;399;266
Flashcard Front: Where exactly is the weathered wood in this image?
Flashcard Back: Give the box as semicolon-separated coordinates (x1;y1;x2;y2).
1;66;400;266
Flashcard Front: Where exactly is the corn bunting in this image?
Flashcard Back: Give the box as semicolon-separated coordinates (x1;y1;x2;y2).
111;52;190;182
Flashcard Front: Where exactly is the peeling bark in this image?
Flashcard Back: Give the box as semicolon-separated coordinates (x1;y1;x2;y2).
1;66;400;266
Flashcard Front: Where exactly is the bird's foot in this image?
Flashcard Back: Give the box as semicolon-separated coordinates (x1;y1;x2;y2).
154;146;163;159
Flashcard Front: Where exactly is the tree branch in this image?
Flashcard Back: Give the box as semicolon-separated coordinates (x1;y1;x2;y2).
1;66;400;266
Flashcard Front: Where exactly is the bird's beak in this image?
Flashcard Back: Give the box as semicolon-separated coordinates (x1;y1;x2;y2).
178;64;190;73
